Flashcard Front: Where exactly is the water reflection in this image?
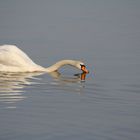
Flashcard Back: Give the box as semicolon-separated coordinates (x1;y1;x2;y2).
0;72;43;107
0;72;87;108
50;71;87;82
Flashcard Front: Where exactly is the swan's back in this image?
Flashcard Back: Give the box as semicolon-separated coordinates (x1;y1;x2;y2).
0;45;35;66
0;45;44;72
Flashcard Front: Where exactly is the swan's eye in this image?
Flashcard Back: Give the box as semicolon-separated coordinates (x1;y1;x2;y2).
80;64;85;67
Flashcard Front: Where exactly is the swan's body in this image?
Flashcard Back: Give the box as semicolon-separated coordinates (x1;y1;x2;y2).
0;45;89;73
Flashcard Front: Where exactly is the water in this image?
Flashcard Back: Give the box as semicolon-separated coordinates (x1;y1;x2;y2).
0;1;140;140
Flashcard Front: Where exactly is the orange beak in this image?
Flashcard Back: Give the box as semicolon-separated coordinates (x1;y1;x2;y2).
81;65;89;73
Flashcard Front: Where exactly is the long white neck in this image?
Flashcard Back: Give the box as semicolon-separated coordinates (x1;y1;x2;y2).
45;60;78;73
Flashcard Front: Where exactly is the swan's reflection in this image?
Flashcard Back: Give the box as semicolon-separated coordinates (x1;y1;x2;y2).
0;72;43;107
0;72;87;108
49;72;87;93
49;71;87;82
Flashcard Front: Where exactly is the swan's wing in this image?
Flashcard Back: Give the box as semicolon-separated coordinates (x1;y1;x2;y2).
0;45;37;67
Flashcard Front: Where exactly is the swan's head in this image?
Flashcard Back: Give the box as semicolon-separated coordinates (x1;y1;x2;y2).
76;61;89;73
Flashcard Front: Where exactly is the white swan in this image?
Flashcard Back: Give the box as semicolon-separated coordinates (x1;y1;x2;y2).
0;45;89;73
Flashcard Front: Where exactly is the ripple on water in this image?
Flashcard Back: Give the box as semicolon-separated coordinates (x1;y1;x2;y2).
0;72;44;108
0;72;89;108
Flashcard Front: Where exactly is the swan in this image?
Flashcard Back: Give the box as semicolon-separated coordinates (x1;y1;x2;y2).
0;45;89;73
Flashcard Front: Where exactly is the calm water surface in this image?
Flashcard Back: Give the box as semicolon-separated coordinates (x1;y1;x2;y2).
0;1;140;140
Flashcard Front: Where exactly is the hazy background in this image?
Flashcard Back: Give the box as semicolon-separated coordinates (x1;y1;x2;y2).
0;0;140;140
